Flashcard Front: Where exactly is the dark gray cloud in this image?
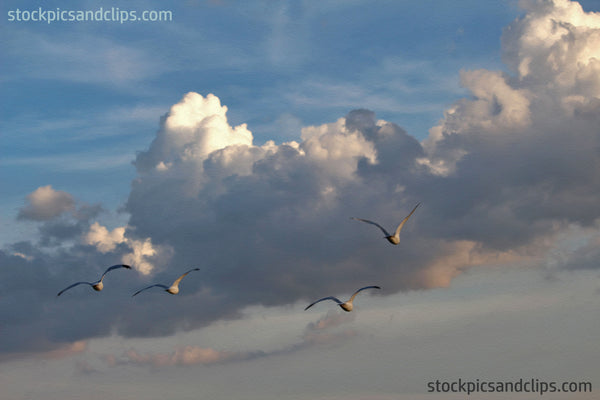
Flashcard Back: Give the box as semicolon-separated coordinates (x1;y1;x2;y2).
38;204;103;247
0;247;124;354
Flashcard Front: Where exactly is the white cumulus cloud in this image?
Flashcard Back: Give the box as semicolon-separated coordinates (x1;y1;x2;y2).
85;222;126;253
120;0;600;341
84;222;164;275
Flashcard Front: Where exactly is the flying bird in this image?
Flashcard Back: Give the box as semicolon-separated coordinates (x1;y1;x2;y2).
352;203;420;245
57;264;132;296
132;268;200;296
305;286;381;312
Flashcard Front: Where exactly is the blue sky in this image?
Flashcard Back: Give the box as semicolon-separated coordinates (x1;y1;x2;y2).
1;0;519;226
1;1;600;399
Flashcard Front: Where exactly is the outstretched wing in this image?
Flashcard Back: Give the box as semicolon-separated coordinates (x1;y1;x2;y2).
132;284;169;297
393;203;420;237
351;217;391;237
57;281;94;296
304;296;343;310
171;268;200;287
101;264;132;279
349;285;381;303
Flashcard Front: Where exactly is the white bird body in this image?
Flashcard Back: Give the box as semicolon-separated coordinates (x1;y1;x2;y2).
132;268;200;297
57;264;132;296
352;203;420;245
305;286;381;312
339;301;353;312
385;235;401;245
167;285;180;294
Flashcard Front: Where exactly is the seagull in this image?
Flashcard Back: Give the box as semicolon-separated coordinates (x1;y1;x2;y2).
132;268;200;296
305;286;381;312
352;203;420;245
57;264;132;296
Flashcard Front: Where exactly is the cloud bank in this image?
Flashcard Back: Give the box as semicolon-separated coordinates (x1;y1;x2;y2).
106;310;356;369
1;0;599;360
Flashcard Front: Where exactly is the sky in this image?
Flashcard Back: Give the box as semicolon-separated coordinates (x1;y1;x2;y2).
1;0;599;399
